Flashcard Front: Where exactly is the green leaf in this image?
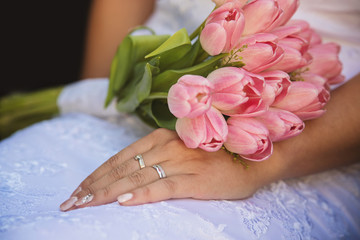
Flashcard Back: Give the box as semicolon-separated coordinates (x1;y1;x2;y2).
145;28;192;70
165;38;201;70
105;34;169;107
137;99;176;130
115;62;154;112
151;53;226;92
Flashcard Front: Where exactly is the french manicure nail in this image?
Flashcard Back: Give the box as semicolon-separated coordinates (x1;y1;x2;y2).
75;194;94;206
60;197;78;211
117;193;133;203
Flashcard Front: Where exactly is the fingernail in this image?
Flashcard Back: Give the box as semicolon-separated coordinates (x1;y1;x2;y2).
75;194;94;206
60;197;78;211
117;193;133;203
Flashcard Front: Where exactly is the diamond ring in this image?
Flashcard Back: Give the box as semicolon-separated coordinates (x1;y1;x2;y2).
134;154;146;169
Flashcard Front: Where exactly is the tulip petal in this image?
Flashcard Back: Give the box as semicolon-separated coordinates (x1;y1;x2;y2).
200;23;227;56
175;117;206;149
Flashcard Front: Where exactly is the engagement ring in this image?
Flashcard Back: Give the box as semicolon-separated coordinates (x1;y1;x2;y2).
134;154;146;169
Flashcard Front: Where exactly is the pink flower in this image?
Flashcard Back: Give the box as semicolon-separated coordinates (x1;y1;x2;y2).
242;0;283;36
256;108;304;142
273;81;330;121
306;43;345;85
225;116;273;161
207;67;267;117
267;43;312;73
259;70;291;106
200;1;245;55
168;75;213;119
175;107;228;152
271;19;310;40
301;72;328;88
233;33;284;73
276;0;300;26
268;22;312;72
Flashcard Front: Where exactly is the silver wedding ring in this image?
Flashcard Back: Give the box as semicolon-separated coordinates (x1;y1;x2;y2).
152;164;167;179
134;154;146;169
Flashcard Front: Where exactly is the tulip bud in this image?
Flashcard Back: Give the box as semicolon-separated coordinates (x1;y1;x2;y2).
242;0;283;35
200;1;245;55
176;107;228;152
276;0;300;26
306;43;345;85
273;81;330;120
232;33;284;73
168;75;213;119
256;108;304;142
225;116;273;161
259;70;291;106
207;67;267;117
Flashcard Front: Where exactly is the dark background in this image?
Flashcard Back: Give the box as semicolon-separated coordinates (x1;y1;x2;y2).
2;1;92;97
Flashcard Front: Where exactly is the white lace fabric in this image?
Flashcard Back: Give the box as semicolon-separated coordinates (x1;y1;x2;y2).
1;0;360;239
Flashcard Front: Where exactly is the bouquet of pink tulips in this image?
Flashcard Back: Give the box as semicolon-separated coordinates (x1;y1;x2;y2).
106;0;344;161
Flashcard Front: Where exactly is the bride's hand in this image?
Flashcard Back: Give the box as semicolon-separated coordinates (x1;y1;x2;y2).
60;128;278;211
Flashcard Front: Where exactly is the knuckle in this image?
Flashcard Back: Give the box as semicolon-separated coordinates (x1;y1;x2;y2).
152;128;176;140
110;164;127;180
85;184;96;196
102;185;111;199
164;138;184;150
107;154;120;168
128;171;147;187
152;128;167;137
162;179;177;195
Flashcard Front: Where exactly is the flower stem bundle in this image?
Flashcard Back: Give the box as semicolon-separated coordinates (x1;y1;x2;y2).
0;86;63;139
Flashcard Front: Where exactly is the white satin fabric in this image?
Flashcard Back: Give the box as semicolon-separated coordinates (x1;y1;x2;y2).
1;0;360;239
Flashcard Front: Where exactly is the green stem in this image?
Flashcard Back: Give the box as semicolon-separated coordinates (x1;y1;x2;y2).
189;21;205;40
221;146;249;169
146;92;168;100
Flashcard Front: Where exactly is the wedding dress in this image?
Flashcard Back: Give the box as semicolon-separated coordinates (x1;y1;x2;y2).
1;0;359;239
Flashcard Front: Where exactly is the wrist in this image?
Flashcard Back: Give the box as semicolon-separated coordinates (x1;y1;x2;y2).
247;142;288;189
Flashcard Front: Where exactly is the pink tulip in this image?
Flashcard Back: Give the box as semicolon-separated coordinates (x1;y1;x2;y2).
273;81;330;120
225;116;273;161
276;0;300;26
271;20;310;39
298;28;322;47
168;75;213;119
306;43;345;85
267;43;312;73
268;22;313;72
259;70;291;106
256;108;304;142
207;67;267;117
175;107;228;152
301;72;328;88
200;1;245;55
242;0;283;36
233;33;284;73
275;20;320;48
